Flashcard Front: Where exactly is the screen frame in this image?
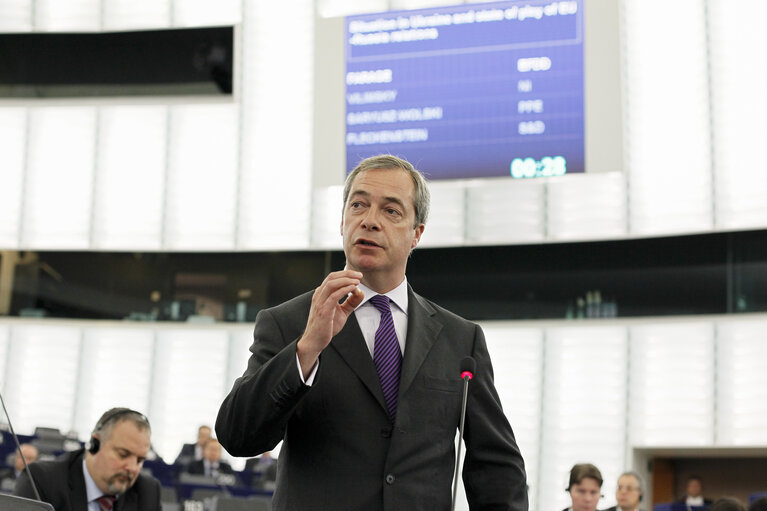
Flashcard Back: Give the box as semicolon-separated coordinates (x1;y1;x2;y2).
312;0;622;187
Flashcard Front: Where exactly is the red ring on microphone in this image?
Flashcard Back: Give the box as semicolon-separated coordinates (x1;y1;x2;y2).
461;371;474;380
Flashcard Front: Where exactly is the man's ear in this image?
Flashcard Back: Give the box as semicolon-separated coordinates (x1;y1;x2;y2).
411;224;425;249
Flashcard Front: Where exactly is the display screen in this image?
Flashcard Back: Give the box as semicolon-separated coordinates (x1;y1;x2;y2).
345;0;584;179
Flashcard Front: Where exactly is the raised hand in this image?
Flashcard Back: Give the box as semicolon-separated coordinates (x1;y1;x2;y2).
296;270;365;378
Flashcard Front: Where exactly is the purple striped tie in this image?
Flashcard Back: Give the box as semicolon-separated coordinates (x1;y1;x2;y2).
370;295;402;422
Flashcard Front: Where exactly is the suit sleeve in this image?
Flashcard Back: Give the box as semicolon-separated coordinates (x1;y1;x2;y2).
216;307;314;457
13;464;44;500
13;467;36;499
13;464;49;503
462;323;529;511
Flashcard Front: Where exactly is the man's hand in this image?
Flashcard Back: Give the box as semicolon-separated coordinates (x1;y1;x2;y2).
296;270;365;379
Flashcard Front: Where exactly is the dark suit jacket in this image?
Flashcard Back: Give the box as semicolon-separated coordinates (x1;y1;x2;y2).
0;467;18;491
216;286;528;511
13;449;162;511
174;443;197;465
675;498;713;506
186;459;234;476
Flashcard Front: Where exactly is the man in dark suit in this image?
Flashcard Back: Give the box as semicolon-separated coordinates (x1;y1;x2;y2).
173;425;212;468
14;408;161;510
0;443;38;492
675;475;713;507
602;471;643;511
244;451;276;489
185;438;234;478
216;154;528;510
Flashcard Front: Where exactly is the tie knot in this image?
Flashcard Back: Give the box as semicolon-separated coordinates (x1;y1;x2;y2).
369;295;391;314
97;495;116;511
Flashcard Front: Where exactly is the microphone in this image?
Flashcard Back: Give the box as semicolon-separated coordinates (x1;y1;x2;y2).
0;389;43;501
460;357;475;381
451;356;476;511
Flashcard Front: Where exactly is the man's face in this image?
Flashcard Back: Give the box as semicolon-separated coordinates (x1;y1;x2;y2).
14;445;38;472
202;440;222;463
616;475;641;511
197;426;212;446
341;168;424;290
687;479;702;498
570;477;602;511
88;420;150;495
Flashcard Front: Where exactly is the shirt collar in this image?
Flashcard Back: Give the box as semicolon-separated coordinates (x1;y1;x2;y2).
357;278;409;315
82;456;110;504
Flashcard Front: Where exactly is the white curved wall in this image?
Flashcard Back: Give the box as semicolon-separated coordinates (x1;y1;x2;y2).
0;0;766;251
2;314;767;510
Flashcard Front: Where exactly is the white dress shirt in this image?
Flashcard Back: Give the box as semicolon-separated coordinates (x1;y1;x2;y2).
297;278;410;385
353;280;409;357
82;458;117;511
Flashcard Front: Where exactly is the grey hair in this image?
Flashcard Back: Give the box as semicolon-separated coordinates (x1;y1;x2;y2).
619;471;644;494
342;154;430;228
93;408;151;442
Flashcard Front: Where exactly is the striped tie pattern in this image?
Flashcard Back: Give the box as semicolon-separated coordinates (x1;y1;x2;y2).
370;295;402;422
97;495;116;511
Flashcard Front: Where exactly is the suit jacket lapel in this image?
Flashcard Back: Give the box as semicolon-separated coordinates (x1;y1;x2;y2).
115;490;136;511
330;313;388;412
399;286;442;397
68;451;88;509
329;288;443;416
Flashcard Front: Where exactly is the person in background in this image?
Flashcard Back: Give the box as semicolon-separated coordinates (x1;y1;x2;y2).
216;154;527;511
602;471;643;511
14;407;161;510
185;438;233;478
173;425;212;467
749;497;767;511
0;443;39;491
709;498;746;511
676;475;713;507
245;450;274;473
245;451;277;489
564;463;603;511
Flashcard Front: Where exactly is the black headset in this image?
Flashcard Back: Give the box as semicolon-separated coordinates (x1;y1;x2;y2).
87;408;150;455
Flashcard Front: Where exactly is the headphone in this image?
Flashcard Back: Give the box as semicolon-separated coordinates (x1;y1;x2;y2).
88;408;150;455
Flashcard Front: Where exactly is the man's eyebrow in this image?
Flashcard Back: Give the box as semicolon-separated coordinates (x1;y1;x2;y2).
383;196;406;209
349;190;407;210
349;190;370;200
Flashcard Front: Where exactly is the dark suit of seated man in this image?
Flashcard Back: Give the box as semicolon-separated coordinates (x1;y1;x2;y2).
185;439;234;478
602;471;645;511
0;443;38;492
675;476;713;508
14;407;161;511
174;425;212;468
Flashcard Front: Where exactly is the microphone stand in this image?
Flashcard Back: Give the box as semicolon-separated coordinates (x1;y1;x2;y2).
451;370;472;511
0;390;42;501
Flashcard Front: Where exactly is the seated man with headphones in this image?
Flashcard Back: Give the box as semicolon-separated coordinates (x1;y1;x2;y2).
14;407;162;511
603;472;644;511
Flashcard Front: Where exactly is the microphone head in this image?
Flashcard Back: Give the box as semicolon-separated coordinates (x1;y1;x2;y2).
460;356;476;380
